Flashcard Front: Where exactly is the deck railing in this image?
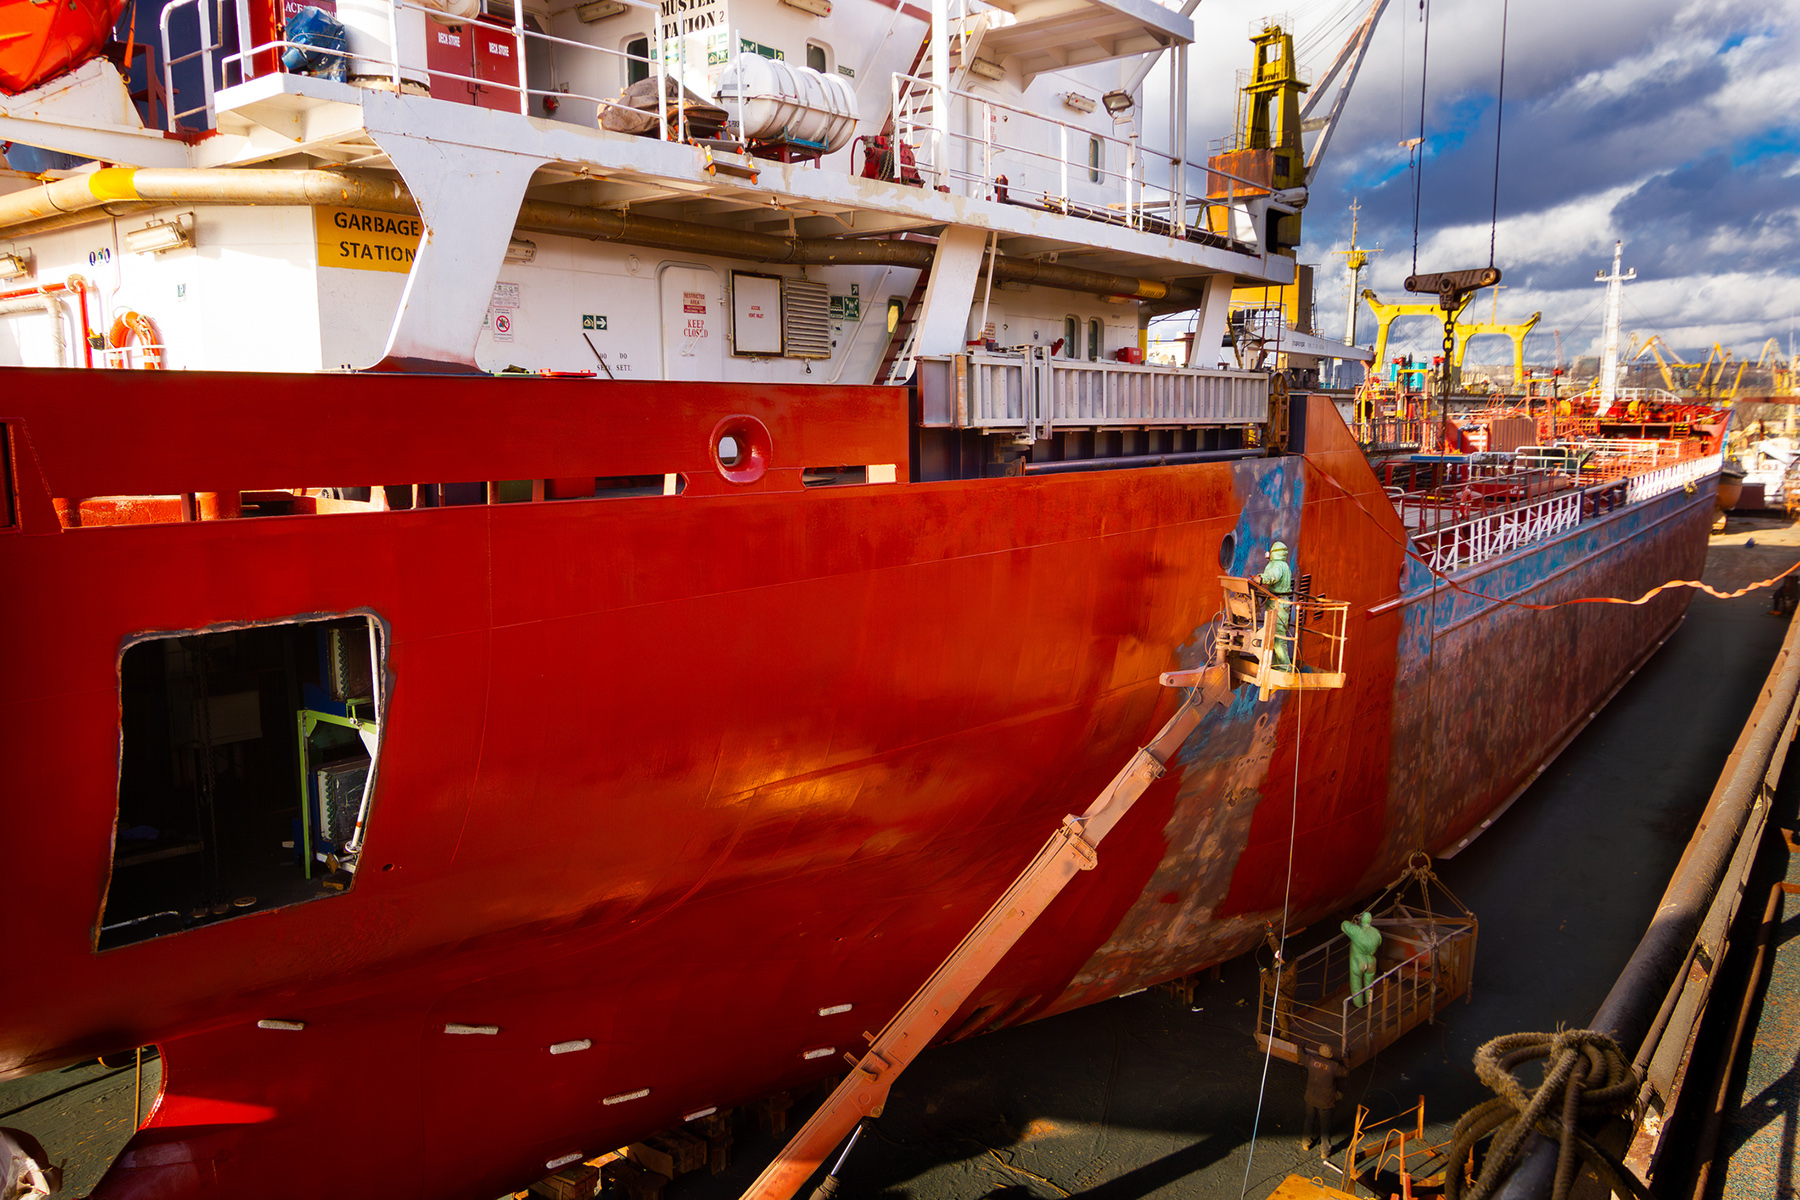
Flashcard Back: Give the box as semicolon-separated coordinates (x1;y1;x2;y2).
916;349;1268;440
1386;439;1718;577
1412;491;1583;574
1625;451;1723;504
889;70;1265;250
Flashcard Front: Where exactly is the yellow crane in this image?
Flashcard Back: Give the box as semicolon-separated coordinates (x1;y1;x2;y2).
1633;336;1699;393
1754;337;1797;395
1700;343;1738;398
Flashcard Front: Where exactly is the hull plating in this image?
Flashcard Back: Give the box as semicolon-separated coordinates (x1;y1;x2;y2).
0;369;1712;1199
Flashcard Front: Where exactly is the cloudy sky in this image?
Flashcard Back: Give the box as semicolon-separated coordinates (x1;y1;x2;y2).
1172;0;1800;363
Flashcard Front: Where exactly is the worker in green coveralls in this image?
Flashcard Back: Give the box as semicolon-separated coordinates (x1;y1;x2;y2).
1258;541;1294;667
1342;911;1381;1008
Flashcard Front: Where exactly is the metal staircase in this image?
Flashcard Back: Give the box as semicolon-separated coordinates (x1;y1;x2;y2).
876;267;931;385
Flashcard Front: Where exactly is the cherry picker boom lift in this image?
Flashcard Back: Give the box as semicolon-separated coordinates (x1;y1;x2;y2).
738;585;1352;1200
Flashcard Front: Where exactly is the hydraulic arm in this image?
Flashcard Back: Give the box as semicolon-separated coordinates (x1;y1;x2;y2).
737;662;1236;1200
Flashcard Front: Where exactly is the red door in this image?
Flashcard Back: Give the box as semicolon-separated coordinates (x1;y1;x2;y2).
471;22;519;112
425;24;476;105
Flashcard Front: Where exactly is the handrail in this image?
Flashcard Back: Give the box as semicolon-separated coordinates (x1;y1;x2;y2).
194;0;1258;249
890;69;1262;248
222;2;663;130
161;0;224;131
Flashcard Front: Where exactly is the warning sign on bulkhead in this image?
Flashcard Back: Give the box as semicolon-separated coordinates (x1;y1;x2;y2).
315;207;423;274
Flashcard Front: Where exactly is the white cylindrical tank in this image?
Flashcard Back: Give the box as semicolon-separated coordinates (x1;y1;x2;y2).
714;54;859;152
417;0;481;24
336;0;431;88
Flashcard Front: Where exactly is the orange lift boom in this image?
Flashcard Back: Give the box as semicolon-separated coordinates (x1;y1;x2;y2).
736;661;1237;1200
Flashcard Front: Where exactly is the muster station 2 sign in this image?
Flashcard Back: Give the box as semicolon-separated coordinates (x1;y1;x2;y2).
315;207;423;273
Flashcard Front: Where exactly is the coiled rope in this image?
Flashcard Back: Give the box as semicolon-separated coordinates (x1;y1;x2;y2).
1446;1030;1648;1200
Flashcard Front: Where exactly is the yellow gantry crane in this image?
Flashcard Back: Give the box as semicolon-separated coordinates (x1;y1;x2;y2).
1360;290;1539;388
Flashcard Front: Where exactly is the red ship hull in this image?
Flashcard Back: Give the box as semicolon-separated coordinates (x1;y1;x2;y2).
0;369;1712;1198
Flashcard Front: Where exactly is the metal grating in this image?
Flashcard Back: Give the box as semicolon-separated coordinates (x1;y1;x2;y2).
783;278;832;359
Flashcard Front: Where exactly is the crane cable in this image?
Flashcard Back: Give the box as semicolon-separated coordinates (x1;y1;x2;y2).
1487;0;1510;269
1408;0;1431;278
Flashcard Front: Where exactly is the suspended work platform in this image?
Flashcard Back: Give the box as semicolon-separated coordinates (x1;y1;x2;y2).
1255;857;1477;1071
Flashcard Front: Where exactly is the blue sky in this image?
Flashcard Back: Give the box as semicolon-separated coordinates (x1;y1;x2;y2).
1176;0;1800;363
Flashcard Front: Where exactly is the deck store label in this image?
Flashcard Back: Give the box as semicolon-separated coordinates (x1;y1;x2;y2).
315;207;422;274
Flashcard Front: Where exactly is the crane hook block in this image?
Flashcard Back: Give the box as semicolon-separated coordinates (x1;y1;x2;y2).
1404;267;1502;312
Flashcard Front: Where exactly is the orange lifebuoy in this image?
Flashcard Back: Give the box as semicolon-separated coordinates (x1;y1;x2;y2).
107;310;164;369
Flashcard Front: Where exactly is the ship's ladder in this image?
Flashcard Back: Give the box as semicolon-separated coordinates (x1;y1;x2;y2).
876;266;931;385
879;0;992;180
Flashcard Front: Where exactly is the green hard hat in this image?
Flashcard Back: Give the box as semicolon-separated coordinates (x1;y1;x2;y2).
1270;542;1289;558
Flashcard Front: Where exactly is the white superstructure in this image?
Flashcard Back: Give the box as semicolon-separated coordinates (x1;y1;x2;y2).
0;0;1373;394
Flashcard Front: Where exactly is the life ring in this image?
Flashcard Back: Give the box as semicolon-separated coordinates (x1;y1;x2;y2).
108;310;164;369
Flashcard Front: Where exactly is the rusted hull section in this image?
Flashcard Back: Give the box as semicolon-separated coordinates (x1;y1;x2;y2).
0;369;1711;1200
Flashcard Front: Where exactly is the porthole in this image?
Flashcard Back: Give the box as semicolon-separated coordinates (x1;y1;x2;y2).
711;415;772;485
1218;533;1237;571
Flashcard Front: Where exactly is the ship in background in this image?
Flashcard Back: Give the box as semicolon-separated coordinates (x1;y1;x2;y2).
0;1;1723;1197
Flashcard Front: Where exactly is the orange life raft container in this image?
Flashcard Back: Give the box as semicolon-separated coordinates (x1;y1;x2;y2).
1;0;129;96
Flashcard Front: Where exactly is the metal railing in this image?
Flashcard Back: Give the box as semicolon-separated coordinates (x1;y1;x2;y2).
1625;451;1722;504
162;0;1275;255
1353;416;1422;449
889;71;1265;251
1257;912;1476;1068
1412;491;1583;574
917;348;1268;442
160;0;231;130
219;1;674;133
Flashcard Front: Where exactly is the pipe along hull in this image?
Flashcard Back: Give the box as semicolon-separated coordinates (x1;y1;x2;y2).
0;369;1712;1199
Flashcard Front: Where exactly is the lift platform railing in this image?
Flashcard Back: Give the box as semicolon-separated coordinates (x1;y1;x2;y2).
1214;576;1349;699
1255;905;1476;1071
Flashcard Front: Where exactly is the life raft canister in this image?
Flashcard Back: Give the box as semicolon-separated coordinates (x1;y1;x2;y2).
108;310;164;369
0;0;130;96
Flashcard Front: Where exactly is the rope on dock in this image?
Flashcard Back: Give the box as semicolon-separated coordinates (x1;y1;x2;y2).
1445;1029;1646;1200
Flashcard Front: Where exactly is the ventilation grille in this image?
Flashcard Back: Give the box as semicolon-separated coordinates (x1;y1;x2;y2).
317;758;371;846
783;278;832;359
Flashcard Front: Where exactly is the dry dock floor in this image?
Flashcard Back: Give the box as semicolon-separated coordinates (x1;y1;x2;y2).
7;516;1800;1200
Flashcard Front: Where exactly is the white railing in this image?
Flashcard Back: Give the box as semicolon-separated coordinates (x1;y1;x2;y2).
889;71;1266;252
161;0;229;130
916;349;1268;441
1626;452;1722;505
1413;491;1583;574
220;0;671;129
